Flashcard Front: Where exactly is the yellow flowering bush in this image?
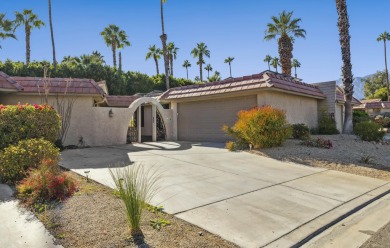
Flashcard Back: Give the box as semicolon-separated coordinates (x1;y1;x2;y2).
0;138;60;183
0;104;61;149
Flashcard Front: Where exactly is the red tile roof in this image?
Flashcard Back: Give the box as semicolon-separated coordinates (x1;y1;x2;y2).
354;101;390;109
336;91;361;105
0;71;23;91
105;95;140;107
0;71;105;96
159;71;326;100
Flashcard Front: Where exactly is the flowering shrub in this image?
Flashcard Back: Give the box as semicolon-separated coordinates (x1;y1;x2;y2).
0;138;60;183
223;106;292;148
0;104;61;149
17;160;77;205
375;116;390;128
301;138;333;149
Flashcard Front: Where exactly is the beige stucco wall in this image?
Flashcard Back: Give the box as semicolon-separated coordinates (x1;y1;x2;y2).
335;104;344;132
0;94;134;147
256;91;318;128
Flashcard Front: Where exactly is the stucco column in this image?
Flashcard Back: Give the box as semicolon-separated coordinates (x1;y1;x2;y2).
152;104;157;142
137;106;142;143
171;101;178;141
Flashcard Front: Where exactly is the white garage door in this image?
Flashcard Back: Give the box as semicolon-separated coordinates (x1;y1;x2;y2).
177;95;257;142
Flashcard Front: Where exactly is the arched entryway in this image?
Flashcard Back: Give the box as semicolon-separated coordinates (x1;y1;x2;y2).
127;97;172;143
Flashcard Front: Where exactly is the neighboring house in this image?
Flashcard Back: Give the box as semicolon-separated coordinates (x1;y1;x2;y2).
0;70;361;146
159;71;359;142
0;71;133;146
354;98;390;116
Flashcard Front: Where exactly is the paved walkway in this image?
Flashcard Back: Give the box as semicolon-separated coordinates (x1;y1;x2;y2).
0;184;61;248
61;142;390;248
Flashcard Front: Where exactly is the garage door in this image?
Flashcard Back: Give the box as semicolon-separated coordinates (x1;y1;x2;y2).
177;95;257;142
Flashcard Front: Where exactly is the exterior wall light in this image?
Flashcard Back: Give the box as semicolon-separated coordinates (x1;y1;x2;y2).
109;109;114;118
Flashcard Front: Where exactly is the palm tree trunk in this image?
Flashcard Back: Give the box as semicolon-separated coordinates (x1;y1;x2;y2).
170;56;174;76
25;24;30;65
384;40;390;100
119;51;122;71
294;67;297;78
112;42;116;68
48;0;57;68
207;70;210;78
268;62;270;71
154;56;159;75
336;0;354;134
229;63;232;77
199;54;203;82
278;33;293;75
186;67;188;80
160;0;170;89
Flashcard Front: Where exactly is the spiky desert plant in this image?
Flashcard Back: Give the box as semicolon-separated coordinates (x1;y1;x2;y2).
109;163;161;239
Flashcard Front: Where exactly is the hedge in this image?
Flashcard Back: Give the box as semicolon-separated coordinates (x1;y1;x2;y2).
0;104;61;149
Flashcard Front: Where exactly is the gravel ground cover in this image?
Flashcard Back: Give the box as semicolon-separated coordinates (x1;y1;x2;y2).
34;171;238;248
252;134;390;181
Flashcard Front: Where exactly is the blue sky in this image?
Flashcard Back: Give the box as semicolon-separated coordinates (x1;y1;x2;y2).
1;0;389;83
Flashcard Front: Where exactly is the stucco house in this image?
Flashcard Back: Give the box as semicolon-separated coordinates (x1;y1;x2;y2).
353;99;390;117
0;70;360;146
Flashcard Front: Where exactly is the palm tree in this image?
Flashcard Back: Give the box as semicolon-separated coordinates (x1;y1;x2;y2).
160;0;170;89
100;24;130;68
182;60;191;80
15;9;45;65
291;59;301;78
0;14;16;49
377;32;390;101
118;51;122;71
271;57;280;73
191;43;210;82
336;0;354;134
91;50;105;64
208;71;221;82
264;55;272;70
224;57;235;77
146;45;161;75
204;64;213;79
167;42;179;76
264;11;306;76
48;0;57;68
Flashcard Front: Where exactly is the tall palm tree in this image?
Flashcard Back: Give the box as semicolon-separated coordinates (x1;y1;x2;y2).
0;14;16;49
204;64;213;79
146;45;161;75
160;0;170;89
224;57;235;77
167;42;179;76
336;0;354;134
264;11;306;76
264;54;272;70
291;59;301;78
182;60;191;80
271;57;280;73
377;31;390;100
191;42;210;82
15;9;45;65
100;24;130;68
118;51;122;71
48;0;57;68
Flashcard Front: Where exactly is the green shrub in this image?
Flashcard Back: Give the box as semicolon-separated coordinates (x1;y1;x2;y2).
355;121;385;142
17;160;77;205
317;112;339;135
225;141;248;151
353;111;370;127
291;124;310;140
0;138;60;183
223;106;292;149
0;104;61;149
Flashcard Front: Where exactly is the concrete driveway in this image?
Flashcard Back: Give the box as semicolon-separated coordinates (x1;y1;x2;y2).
61;142;390;248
